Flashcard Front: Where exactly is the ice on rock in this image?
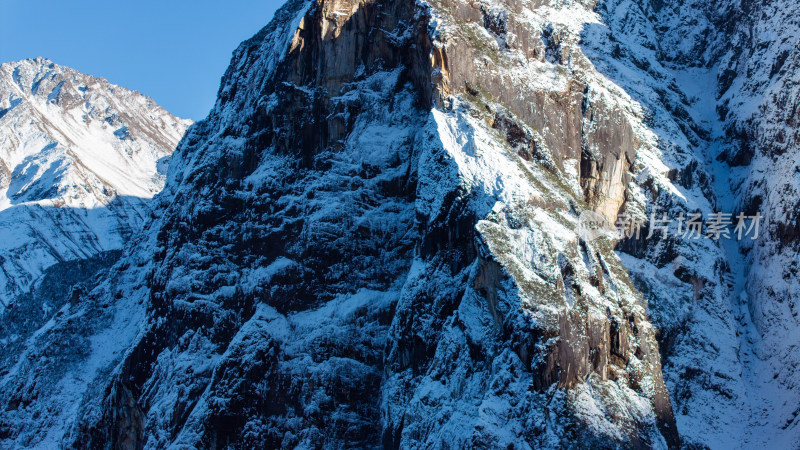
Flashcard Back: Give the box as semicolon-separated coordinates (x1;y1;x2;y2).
1;0;800;448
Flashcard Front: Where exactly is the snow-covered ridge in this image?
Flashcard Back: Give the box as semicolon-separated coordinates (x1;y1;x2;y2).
0;0;798;447
0;57;191;306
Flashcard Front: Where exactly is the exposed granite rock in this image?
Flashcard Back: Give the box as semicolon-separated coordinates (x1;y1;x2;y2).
18;0;677;447
16;0;800;447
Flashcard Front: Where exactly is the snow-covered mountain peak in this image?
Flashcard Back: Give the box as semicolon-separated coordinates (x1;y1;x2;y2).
0;58;191;306
0;57;190;209
1;0;799;448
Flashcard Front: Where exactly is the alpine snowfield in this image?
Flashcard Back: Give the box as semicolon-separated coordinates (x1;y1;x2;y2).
0;58;191;307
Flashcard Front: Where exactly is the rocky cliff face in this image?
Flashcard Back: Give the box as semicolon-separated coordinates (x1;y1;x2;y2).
707;0;800;446
584;0;800;446
0;0;798;448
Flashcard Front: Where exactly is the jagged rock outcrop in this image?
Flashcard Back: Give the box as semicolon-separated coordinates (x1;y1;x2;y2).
1;0;798;448
0;0;681;447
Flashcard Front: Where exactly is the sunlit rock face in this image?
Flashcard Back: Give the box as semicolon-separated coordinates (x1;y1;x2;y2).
0;0;798;448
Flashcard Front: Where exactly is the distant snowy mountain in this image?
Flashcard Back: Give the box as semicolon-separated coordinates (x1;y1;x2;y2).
0;0;799;448
0;57;190;308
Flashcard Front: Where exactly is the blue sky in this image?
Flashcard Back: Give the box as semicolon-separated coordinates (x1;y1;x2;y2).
0;0;285;120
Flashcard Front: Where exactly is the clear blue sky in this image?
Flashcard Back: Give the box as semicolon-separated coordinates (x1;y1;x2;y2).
0;0;285;120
